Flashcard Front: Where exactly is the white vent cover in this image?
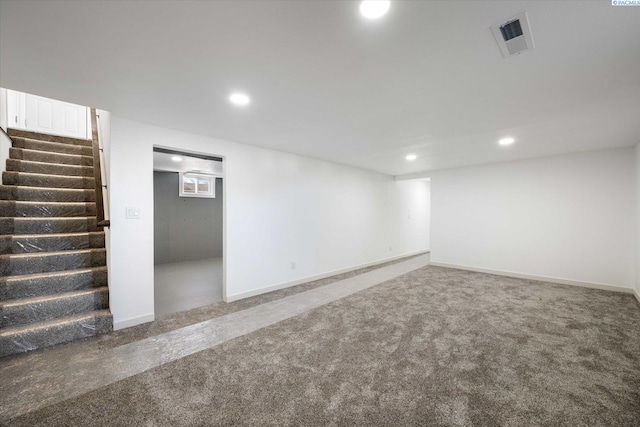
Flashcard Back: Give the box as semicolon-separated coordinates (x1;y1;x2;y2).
491;12;535;58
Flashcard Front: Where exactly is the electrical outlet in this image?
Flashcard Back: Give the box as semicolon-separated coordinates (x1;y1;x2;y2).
291;262;296;270
389;246;392;251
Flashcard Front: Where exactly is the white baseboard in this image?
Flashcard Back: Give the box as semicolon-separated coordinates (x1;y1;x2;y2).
113;313;155;331
428;261;634;294
225;250;430;302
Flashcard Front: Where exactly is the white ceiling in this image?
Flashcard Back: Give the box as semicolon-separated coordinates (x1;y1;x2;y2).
1;1;638;176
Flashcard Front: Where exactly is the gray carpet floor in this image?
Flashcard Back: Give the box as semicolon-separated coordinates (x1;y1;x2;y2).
1;254;424;378
5;265;640;426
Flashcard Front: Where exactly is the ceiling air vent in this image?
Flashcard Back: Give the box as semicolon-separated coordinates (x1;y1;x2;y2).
491;12;535;58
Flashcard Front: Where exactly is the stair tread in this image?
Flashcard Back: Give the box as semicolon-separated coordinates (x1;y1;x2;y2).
13;138;93;158
7;158;93;169
7;152;93;169
0;216;97;224
14;137;91;148
4;171;93;180
0;286;109;307
0;186;96;203
0;248;105;259
0;184;95;191
5;231;104;238
9;148;94;168
0;265;107;282
0;309;111;336
6;216;97;220
12;147;93;159
7;129;92;146
1;200;95;205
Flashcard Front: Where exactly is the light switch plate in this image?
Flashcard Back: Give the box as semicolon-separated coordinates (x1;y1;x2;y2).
126;207;141;219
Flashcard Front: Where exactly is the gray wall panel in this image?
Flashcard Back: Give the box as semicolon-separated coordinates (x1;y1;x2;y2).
154;172;223;264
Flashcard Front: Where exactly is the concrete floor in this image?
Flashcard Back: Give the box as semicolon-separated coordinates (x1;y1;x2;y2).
154;257;223;317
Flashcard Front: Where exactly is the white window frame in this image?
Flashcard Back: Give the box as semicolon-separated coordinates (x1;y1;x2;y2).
179;173;216;198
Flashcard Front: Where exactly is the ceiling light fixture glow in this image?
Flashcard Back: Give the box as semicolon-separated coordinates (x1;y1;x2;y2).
360;0;391;19
499;137;515;146
229;92;251;106
171;156;183;162
405;154;417;161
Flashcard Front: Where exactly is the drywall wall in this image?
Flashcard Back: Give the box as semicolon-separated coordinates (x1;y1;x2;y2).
428;148;635;290
154;172;223;264
109;117;430;328
0;88;9;174
0;88;7;131
636;144;640;298
97;110;111;199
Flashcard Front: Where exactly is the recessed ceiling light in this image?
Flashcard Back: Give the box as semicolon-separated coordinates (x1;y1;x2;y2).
171;156;183;162
406;154;417;161
360;0;391;19
229;92;251;106
499;137;515;146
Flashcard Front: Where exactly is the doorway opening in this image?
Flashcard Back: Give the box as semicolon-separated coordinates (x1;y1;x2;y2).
153;147;224;317
395;176;431;261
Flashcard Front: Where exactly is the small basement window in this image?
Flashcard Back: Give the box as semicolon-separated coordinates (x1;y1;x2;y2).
179;173;216;198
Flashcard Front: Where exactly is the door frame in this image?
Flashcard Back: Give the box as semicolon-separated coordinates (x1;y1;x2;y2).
151;144;228;304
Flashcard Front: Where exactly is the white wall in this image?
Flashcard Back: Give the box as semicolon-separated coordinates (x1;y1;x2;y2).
109;117;430;329
96;109;114;326
97;109;111;201
636;144;640;298
0;88;10;173
429;148;635;290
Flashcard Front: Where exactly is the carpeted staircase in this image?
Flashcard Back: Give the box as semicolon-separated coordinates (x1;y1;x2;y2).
0;128;112;358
